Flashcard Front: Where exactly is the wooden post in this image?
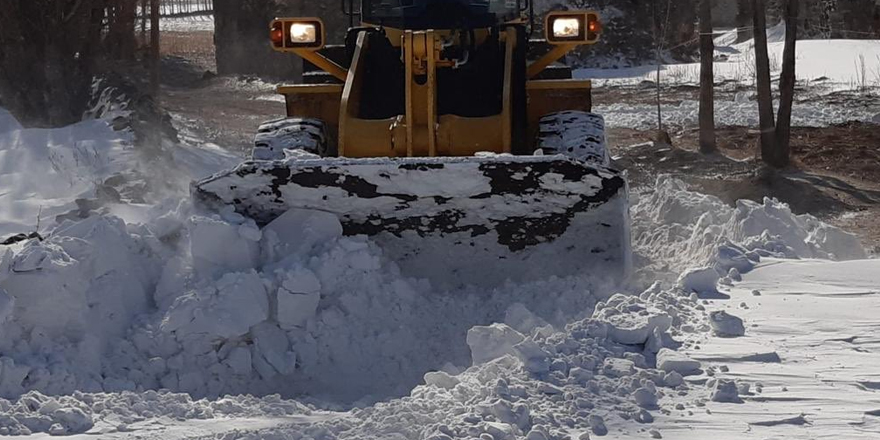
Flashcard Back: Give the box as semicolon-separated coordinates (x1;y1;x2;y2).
150;0;160;99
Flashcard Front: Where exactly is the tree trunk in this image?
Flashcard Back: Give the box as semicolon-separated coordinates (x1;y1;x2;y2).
150;0;160;98
752;0;778;165
699;0;716;153
774;0;798;168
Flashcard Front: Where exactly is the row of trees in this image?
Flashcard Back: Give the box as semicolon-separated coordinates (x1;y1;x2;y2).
699;0;801;169
0;0;160;127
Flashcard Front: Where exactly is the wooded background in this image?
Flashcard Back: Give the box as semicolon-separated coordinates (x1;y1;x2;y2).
1;0;878;128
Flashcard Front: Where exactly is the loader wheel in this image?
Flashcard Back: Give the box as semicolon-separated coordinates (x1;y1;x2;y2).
536;111;610;167
252;118;329;160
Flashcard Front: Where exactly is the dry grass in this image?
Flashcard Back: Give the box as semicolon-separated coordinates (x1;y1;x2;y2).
159;31;215;71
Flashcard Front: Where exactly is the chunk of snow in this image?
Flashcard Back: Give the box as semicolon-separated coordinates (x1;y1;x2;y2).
593;294;672;345
250;322;296;379
467;324;525;365
276;267;322;330
424;371;460;390
677;267;721;295
261;208;343;262
656;349;701;375
190;215;261;274
161;271;269;340
711;379;743;403
709;311;746;337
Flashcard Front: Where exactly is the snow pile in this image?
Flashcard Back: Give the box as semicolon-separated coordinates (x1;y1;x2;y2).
632;176;866;291
0;109;136;236
0;390;308;436
249;284;706;440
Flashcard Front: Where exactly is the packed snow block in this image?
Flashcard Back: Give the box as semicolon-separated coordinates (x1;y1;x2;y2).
189;215;261;274
676;267;721;296
250;322;297;380
709;311;746;337
656;348;701;375
467;324;525;365
593;294;672;345
161;271;269;340
261;208;343;263
276;267;322;330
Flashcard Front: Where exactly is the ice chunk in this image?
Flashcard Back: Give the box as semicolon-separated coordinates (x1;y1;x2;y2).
709;311;746;337
656;349;701;374
467;324;525;365
504;303;550;335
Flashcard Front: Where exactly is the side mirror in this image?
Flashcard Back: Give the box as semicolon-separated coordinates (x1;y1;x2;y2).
545;11;601;45
270;18;326;52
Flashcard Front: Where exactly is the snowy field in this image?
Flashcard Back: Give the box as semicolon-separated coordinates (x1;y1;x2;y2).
1;29;879;439
153;14;215;33
579;25;880;129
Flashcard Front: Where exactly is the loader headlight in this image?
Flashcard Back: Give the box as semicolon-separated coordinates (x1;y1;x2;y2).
290;23;317;44
270;18;325;51
552;18;581;39
546;11;602;45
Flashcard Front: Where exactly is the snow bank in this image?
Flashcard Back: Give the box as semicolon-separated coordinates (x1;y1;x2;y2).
632;176;866;281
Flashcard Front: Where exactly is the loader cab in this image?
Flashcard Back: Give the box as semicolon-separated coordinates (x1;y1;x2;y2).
357;0;527;30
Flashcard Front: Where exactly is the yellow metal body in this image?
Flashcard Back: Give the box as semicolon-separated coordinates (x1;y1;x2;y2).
276;13;600;158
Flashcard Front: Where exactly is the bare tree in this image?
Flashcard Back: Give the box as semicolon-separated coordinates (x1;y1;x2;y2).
751;0;778;165
699;0;716;153
773;0;799;168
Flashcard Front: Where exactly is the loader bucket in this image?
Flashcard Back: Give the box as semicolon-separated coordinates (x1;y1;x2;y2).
193;155;631;287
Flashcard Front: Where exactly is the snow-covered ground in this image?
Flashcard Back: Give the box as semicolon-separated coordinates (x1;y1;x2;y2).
578;25;880;129
654;258;880;439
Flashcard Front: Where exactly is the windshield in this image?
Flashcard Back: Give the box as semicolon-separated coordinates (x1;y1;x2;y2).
363;0;521;23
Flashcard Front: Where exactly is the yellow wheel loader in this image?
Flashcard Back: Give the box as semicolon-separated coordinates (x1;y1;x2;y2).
195;0;631;286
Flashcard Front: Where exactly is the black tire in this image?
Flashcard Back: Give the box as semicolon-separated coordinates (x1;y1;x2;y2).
252;118;329;160
536;111;610;167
